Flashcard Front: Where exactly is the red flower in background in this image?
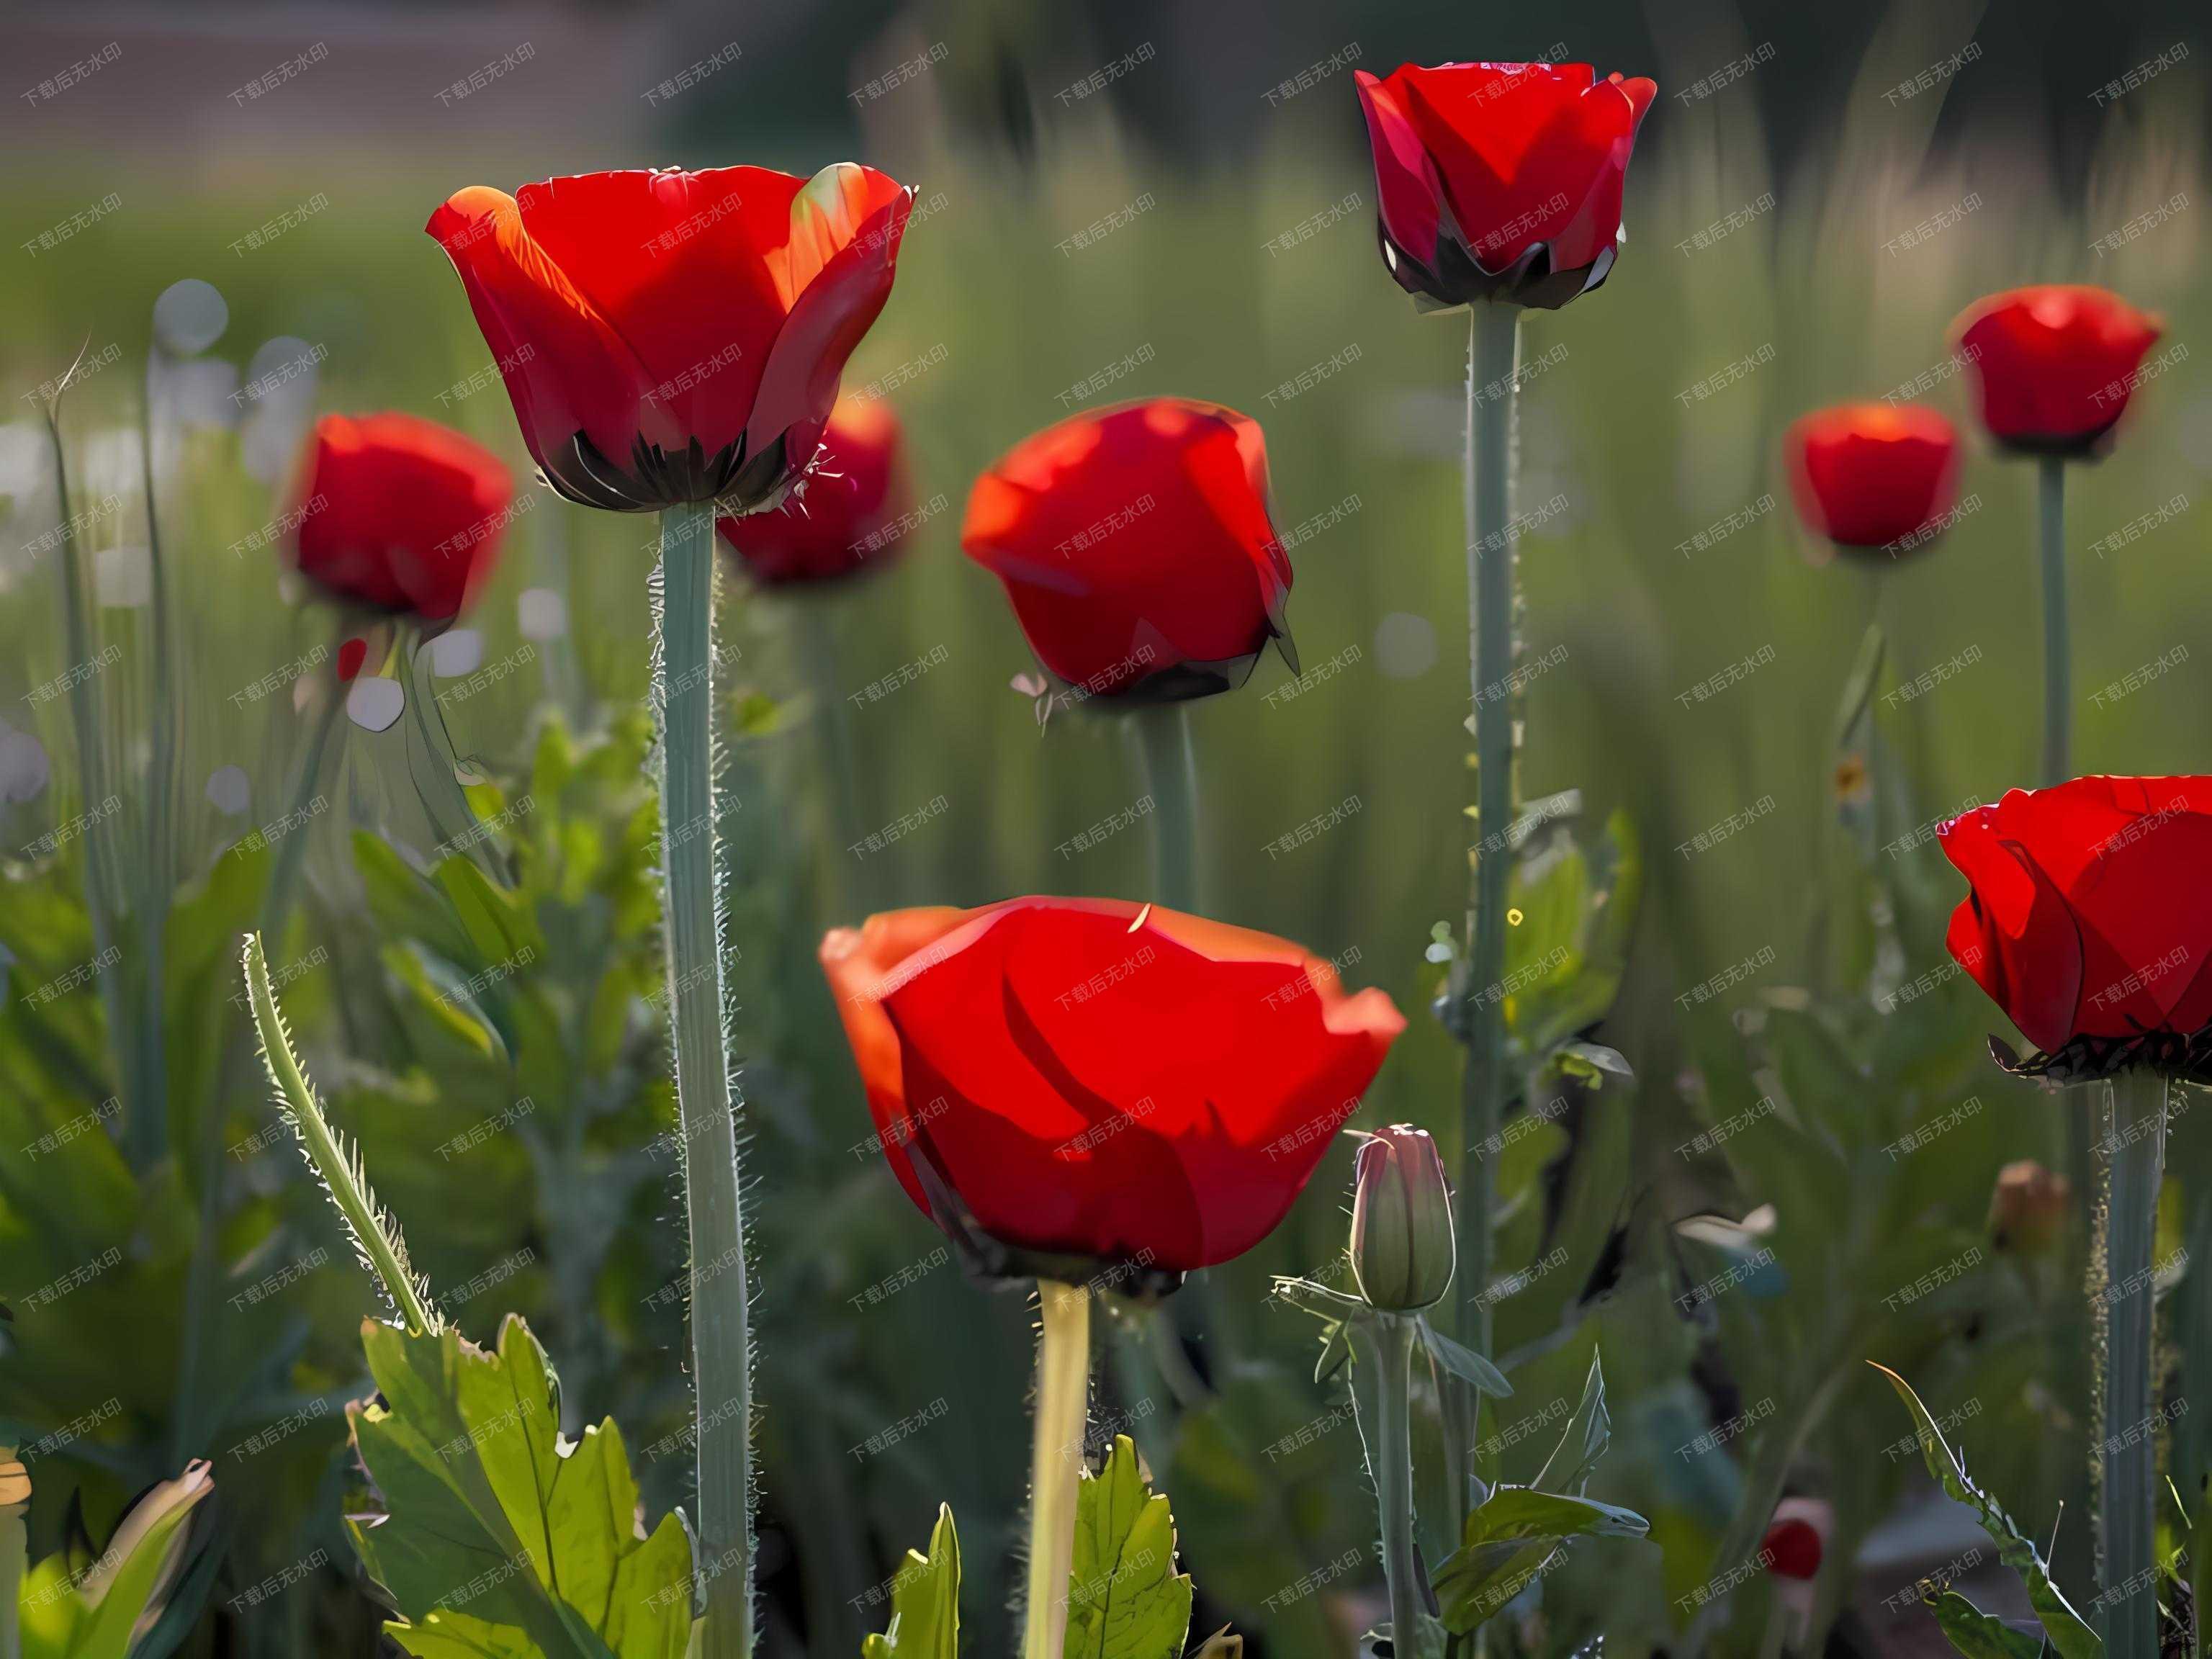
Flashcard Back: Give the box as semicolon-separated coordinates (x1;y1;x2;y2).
427;163;914;511
819;897;1406;1281
287;413;513;627
1353;61;1657;311
1940;777;2212;1071
1761;1517;1822;1581
1951;286;2163;459
717;395;912;585
1785;403;1961;554
962;398;1295;703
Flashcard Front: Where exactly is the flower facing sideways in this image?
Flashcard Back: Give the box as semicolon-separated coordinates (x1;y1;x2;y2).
819;897;1405;1285
287;412;514;628
1785;403;1960;556
1939;776;2212;1076
1951;285;2162;459
426;163;914;511
962;398;1295;704
1353;60;1657;311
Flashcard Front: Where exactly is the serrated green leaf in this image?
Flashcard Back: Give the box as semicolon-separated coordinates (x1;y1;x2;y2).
1929;1589;2042;1659
860;1503;959;1658
348;1314;691;1659
1417;1320;1512;1398
1431;1486;1647;1635
1869;1364;2100;1659
1532;1352;1610;1497
1064;1436;1192;1659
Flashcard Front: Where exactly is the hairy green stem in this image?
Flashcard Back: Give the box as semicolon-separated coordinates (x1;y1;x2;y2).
2100;1069;2166;1659
2038;457;2069;786
1023;1282;1092;1659
654;498;755;1659
1134;704;1200;912
1369;1316;1426;1653
242;931;438;1336
1459;304;1521;1367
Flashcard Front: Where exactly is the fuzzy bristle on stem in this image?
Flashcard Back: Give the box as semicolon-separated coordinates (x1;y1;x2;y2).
240;932;441;1336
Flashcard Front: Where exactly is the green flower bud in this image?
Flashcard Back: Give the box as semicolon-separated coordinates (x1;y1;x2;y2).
1349;1123;1455;1310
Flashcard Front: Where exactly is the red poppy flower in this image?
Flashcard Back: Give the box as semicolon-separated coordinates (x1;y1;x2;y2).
1761;1516;1822;1581
961;398;1295;704
336;637;368;680
716;394;912;585
287;412;513;626
1785;403;1961;554
1940;776;2212;1071
1951;286;2163;459
426;163;914;512
819;897;1406;1280
1353;61;1658;311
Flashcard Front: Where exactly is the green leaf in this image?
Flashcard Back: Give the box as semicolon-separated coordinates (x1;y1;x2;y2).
1869;1364;2100;1659
1929;1589;2043;1659
348;1314;692;1659
1431;1487;1648;1635
1064;1435;1193;1659
1532;1351;1611;1498
860;1504;959;1658
17;1461;215;1659
1416;1320;1512;1398
1551;1040;1633;1087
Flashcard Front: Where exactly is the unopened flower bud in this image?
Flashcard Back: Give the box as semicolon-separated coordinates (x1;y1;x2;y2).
1989;1159;2069;1255
1349;1123;1455;1310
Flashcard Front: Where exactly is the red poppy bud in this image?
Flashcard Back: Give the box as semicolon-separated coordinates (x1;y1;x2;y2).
426;163;914;512
1939;777;2212;1071
1785;403;1961;554
819;898;1406;1282
1350;1124;1455;1310
1353;62;1657;312
287;413;513;628
961;398;1294;704
717;395;912;585
336;637;368;681
1951;286;2163;459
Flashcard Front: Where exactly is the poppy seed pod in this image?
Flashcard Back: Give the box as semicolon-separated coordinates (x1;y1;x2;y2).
1349;1123;1455;1310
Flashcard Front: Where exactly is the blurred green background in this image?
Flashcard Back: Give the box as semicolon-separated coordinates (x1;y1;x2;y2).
2;0;2210;1655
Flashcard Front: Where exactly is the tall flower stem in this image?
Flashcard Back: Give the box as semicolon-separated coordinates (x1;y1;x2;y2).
1459;303;1521;1359
654;498;753;1659
261;675;346;940
1133;704;1200;912
2099;1069;2167;1659
1361;1316;1426;1654
2037;457;2069;786
1022;1280;1092;1659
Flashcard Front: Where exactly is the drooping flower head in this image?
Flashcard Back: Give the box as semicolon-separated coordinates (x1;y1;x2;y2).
1785;403;1961;556
1950;286;2163;459
287;412;513;628
1940;776;2212;1078
1353;61;1658;311
426;163;914;511
962;398;1294;704
716;394;913;585
819;898;1406;1287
